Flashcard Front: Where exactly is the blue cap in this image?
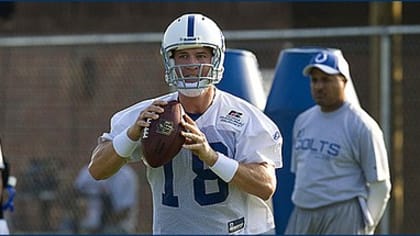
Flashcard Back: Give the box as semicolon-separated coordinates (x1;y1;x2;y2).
302;50;351;80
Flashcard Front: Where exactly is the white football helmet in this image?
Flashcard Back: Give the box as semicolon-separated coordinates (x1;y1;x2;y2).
161;13;225;96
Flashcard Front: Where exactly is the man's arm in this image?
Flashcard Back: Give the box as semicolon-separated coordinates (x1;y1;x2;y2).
88;140;127;180
230;162;276;201
367;179;392;226
89;101;168;180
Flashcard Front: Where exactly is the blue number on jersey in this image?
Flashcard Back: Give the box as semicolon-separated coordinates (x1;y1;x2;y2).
162;142;229;207
162;162;179;207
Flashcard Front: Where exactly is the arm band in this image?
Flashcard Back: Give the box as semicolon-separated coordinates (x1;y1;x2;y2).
112;128;139;158
209;152;239;182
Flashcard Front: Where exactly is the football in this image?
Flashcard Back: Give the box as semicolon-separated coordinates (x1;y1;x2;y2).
141;100;186;168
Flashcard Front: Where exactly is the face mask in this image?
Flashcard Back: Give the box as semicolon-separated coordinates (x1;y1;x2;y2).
178;88;205;97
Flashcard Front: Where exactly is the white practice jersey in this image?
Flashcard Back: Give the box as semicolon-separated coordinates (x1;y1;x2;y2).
101;89;283;234
291;101;390;209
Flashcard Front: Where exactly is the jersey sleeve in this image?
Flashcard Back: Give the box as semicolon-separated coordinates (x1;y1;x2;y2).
358;120;390;183
236;108;283;168
100;101;152;163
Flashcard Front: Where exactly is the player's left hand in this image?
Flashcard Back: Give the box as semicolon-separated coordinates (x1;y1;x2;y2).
181;114;218;165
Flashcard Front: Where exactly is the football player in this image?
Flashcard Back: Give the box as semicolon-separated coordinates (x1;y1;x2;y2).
88;13;283;234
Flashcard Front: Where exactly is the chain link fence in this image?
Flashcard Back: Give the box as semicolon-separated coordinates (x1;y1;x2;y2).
0;25;419;234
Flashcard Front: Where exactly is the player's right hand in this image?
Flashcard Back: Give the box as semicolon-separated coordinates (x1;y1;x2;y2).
128;100;168;141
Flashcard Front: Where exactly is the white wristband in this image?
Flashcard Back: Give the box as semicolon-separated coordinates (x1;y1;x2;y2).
112;128;139;158
209;153;239;182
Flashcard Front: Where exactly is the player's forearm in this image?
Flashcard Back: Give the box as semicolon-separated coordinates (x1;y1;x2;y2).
88;141;127;180
231;162;277;201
